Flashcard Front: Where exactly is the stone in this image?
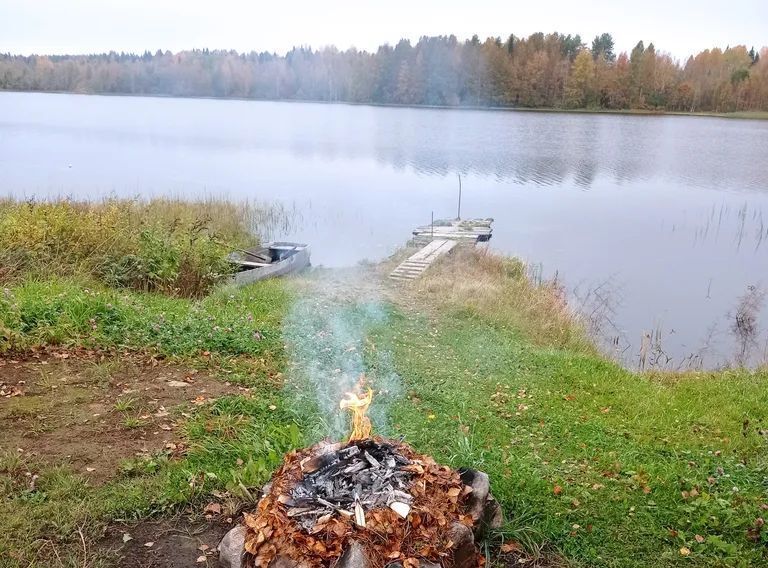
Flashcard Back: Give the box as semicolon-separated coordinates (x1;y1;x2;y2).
217;525;246;568
458;469;490;521
458;468;503;540
449;522;477;568
478;495;504;539
334;540;370;568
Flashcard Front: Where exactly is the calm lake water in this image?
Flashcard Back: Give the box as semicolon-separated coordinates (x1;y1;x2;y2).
2;91;768;368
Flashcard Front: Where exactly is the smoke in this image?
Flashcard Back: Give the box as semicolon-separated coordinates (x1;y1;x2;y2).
282;268;403;441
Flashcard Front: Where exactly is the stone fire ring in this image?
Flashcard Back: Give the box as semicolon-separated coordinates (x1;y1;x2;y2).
218;468;502;568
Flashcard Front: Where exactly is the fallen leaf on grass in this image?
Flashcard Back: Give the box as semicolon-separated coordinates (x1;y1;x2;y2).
553;485;563;496
679;547;690;556
500;541;522;553
204;502;222;516
144;542;154;547
122;533;132;543
196;555;207;563
695;534;705;543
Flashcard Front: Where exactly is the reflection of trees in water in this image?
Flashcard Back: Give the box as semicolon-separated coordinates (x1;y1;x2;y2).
322;111;766;191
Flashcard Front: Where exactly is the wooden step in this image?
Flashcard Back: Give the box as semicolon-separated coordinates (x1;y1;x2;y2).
389;239;457;281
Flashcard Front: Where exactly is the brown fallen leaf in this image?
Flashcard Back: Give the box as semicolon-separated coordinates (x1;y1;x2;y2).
553;485;563;496
204;502;222;515
500;541;522;553
694;534;705;543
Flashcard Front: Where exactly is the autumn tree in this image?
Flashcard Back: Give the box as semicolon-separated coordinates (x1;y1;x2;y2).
565;49;596;107
1;34;767;112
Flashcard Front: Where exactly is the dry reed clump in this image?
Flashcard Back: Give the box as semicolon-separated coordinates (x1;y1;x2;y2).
0;197;277;297
418;248;594;353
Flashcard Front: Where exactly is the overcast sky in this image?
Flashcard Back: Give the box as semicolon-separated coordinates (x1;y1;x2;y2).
1;0;765;62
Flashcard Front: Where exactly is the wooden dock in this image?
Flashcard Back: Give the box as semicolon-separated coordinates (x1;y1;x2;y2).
389;218;493;282
411;218;493;246
389;239;457;281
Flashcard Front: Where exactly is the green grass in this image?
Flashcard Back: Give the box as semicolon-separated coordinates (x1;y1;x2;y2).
0;276;288;364
0;399;304;567
0;275;303;567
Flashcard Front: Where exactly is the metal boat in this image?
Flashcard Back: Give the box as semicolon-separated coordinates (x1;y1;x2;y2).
229;242;310;286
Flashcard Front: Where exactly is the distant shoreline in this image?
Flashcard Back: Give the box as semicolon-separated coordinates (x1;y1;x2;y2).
3;88;768;121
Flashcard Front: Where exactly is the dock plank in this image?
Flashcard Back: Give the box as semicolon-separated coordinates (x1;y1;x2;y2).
389;239;457;281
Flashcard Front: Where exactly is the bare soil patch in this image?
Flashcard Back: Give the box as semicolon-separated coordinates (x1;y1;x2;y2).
0;353;243;482
100;516;231;568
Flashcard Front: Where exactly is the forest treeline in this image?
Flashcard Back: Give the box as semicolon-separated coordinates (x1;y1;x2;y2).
1;33;767;112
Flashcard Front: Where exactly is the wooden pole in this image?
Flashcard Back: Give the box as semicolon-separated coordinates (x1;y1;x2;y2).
457;173;462;220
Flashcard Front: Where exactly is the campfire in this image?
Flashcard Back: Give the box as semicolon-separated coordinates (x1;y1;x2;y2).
219;378;502;568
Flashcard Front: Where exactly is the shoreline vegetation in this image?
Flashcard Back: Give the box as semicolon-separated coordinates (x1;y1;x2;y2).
5;88;768;121
1;198;768;567
1;33;767;115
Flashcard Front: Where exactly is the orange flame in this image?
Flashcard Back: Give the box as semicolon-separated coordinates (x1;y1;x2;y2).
340;386;374;442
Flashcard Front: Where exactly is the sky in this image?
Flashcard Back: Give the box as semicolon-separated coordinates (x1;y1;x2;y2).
1;0;766;62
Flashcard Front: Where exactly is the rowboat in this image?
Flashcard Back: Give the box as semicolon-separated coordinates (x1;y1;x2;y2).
229;242;310;286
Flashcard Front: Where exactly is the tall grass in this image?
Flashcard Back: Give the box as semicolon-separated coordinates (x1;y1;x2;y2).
0;198;282;297
417;247;594;353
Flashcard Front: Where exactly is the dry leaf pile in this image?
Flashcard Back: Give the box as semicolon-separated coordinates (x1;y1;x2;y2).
243;437;479;568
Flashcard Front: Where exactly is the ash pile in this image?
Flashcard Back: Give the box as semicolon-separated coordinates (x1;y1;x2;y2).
288;439;414;532
217;438;504;568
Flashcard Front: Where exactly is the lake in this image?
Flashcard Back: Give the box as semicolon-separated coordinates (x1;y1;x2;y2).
2;91;768;368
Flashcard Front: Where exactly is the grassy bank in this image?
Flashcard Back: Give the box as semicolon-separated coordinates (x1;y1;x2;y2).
2;203;768;567
378;250;768;566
